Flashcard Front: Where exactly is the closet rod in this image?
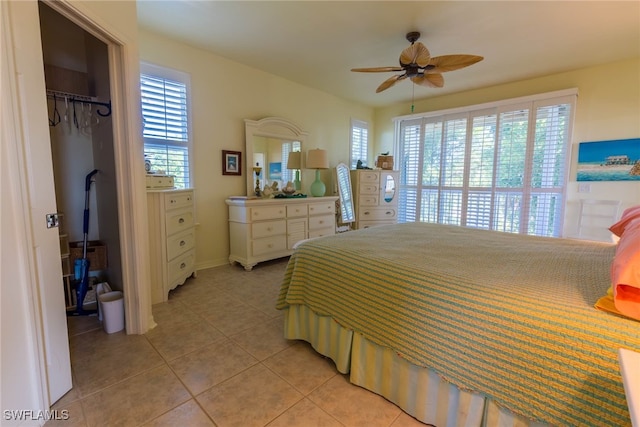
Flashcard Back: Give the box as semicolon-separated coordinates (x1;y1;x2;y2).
46;89;112;117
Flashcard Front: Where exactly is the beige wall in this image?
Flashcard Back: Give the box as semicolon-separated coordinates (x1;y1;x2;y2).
138;29;374;269
374;58;640;236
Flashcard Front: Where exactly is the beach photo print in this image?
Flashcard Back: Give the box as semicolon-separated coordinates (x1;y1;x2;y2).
577;138;640;181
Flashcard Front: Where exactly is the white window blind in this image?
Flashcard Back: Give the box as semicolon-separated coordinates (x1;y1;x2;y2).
140;64;191;188
281;141;301;184
350;119;369;169
396;91;576;237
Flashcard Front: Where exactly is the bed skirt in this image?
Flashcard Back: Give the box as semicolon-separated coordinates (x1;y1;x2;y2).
283;304;549;427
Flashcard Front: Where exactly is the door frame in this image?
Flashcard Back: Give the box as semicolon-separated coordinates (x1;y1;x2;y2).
41;0;153;335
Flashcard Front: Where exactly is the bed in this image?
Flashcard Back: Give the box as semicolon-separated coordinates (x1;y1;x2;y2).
276;222;640;426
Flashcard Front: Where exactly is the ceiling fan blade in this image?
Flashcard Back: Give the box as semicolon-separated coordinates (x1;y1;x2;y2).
411;73;444;88
400;42;431;67
376;74;406;93
351;66;404;73
425;54;484;73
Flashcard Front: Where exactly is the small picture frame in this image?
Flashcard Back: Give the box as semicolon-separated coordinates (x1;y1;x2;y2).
222;150;242;176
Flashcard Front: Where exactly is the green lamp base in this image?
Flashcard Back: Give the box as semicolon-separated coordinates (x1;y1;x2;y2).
310;169;325;197
293;170;301;191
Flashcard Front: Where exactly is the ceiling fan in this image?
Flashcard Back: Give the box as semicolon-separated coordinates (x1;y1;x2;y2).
351;32;483;93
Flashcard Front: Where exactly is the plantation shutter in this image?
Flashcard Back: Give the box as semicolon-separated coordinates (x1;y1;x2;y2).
395;90;575;237
140;69;191;188
398;119;422;222
351;119;369;169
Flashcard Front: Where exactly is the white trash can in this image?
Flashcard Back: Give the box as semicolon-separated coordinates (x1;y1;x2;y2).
99;291;124;334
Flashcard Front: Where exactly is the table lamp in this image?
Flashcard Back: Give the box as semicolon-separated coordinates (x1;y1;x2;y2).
306;149;329;197
286;151;302;191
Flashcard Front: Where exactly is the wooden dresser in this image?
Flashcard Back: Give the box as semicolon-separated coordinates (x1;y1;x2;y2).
147;188;196;304
350;169;400;229
226;196;337;271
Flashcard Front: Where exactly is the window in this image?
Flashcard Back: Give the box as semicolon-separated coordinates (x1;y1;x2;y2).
350;119;369;169
140;63;191;188
396;90;576;237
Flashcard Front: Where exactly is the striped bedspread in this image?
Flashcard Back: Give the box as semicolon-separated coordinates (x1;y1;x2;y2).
276;223;640;426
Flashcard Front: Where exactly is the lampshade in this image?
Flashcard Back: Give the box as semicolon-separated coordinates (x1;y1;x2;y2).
287;151;302;169
306;149;329;169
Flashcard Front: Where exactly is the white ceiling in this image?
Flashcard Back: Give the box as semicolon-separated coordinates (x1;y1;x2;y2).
136;1;640;108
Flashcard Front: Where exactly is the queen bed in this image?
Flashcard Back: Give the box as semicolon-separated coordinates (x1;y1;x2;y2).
276;222;640;426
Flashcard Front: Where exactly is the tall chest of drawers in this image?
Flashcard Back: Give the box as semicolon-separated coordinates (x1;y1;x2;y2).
350;170;400;229
226;196;337;271
147;188;196;304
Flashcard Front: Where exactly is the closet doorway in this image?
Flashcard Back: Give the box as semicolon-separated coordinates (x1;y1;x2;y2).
38;2;124;318
4;0;152;408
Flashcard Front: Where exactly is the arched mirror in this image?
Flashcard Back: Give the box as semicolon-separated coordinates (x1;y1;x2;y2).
383;174;396;203
335;163;355;228
244;117;307;196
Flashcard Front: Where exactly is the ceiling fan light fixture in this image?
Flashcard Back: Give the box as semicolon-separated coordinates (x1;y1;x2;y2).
351;31;483;93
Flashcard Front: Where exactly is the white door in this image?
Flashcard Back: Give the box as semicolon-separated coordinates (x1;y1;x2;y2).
4;1;72;404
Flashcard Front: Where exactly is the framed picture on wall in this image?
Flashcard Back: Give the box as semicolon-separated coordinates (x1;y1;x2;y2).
222;150;242;176
577;138;640;181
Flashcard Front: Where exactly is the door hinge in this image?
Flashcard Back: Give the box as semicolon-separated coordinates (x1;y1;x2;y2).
46;213;60;229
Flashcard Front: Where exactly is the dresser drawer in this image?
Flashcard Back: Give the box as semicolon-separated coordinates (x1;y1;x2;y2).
166;208;194;236
309;228;333;238
166;229;195;261
309;214;334;231
358;171;380;183
359;195;379;206
250;206;286;221
286;204;308;218
252;220;286;238
308;202;335;216
359;220;395;229
252;236;287;256
164;191;193;211
359;207;397;221
168;250;195;284
359;183;380;194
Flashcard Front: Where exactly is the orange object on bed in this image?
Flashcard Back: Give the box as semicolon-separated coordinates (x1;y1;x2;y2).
609;206;640;321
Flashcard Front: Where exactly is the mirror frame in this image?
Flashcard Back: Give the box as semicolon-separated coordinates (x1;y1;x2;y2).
244;117;308;196
335;162;355;226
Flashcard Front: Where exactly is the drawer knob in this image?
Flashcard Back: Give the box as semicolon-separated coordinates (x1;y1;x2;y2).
180;262;186;269
364;211;370;215
180;240;186;246
179;218;185;224
386;211;392;215
319;220;324;224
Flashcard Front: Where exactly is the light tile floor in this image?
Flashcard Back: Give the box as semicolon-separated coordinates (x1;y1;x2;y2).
49;258;427;427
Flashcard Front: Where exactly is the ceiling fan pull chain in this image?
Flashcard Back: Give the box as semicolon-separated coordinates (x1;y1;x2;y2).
411;84;415;113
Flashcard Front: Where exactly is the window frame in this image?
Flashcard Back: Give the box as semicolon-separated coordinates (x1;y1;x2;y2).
140;62;193;189
393;89;577;237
